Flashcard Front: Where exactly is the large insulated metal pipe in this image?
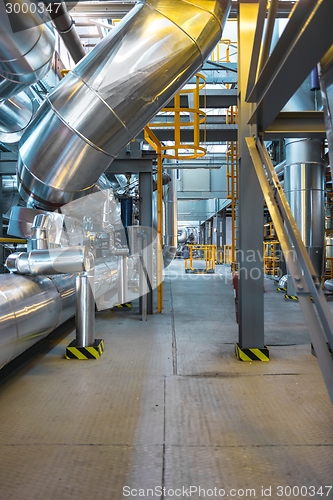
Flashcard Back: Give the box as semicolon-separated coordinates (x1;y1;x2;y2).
0;255;118;368
0;273;76;368
17;0;231;210
164;168;177;266
0;91;34;144
0;0;55;144
284;138;326;295
0;0;55;100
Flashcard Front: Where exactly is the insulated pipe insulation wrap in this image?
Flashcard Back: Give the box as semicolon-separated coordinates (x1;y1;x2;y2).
17;0;231;209
6;246;94;275
0;273;76;368
0;255;118;368
0;0;55;100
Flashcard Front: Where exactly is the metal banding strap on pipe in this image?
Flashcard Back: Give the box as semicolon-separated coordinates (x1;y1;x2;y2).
17;0;231;210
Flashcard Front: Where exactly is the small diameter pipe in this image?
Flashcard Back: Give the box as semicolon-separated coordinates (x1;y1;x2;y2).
76;269;95;347
47;2;86;64
117;255;128;305
6;246;93;275
30;214;50;250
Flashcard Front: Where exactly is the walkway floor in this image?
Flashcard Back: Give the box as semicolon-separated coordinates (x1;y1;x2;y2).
0;260;332;500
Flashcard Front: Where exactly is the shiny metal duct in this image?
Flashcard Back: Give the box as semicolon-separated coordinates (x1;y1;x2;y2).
0;273;76;368
0;91;34;144
284;138;326;295
0;0;55;100
17;0;231;210
0;256;118;368
164;169;177;266
6;246;93;275
319;49;333;181
47;2;86;64
76;270;95;347
30;214;50;250
324;279;333;292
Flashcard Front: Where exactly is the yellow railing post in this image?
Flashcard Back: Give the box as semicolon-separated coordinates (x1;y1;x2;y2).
157;149;163;313
144;126;164;313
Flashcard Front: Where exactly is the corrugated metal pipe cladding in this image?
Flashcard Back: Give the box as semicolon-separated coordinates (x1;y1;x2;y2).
17;0;232;210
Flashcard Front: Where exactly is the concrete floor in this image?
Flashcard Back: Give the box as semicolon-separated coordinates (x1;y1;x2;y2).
0;260;332;500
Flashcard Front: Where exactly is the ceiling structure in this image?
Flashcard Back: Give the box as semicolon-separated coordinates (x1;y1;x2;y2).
65;1;297;51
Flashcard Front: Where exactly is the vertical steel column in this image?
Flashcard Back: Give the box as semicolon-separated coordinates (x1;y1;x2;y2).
139;231;149;322
165;169;178;254
238;1;265;349
139;172;153;315
218;210;227;263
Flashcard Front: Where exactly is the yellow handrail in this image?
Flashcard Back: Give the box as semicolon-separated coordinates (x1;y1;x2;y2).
0;238;27;244
147;74;207;160
183;244;217;273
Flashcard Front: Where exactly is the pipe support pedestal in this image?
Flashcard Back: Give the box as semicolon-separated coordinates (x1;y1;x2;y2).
66;267;105;360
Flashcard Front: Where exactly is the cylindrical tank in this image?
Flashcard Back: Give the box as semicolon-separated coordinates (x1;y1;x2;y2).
284;138;326;294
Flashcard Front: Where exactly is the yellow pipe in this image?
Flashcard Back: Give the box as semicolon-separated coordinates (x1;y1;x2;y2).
157;150;163;313
144;126;163;313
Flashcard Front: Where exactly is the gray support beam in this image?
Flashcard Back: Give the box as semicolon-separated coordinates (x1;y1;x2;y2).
248;0;333;132
65;1;295;19
264;111;326;139
218;210;227;263
153;125;237;143
139;172;153;315
205;220;211;245
238;1;264;350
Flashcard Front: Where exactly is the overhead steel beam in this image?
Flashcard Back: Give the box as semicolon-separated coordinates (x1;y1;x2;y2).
178;192;227;199
264;111;326;139
153;125;237;143
66;1;295;19
166;89;238;109
105;159;153;174
65;1;136;18
0;162;16;175
248;0;333;132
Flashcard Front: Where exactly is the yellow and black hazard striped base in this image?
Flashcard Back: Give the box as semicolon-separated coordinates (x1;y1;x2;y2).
235;343;269;362
113;302;132;309
284;294;298;301
277;287;287;293
65;339;104;360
